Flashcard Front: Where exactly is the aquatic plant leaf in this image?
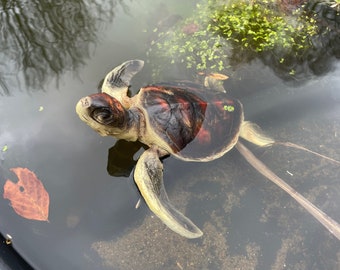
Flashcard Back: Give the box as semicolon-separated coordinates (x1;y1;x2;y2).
209;73;229;80
3;167;49;221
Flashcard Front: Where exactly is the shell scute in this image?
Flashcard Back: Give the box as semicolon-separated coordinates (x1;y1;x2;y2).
140;83;243;159
141;85;206;152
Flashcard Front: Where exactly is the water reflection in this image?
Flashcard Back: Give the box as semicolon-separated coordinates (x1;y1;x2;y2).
0;0;130;95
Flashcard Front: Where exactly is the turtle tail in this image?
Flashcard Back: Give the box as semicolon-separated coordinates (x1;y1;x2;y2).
239;121;275;147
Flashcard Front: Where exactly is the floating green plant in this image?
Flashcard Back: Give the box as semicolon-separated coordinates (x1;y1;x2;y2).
210;0;317;53
147;0;319;80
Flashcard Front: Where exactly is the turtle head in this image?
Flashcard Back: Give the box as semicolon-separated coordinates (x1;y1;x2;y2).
76;93;132;138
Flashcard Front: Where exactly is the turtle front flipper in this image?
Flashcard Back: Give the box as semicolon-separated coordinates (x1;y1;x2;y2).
134;148;203;238
102;59;144;100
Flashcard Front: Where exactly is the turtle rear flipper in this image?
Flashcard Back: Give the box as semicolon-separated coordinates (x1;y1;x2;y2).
204;76;226;93
134;148;203;239
102;60;144;99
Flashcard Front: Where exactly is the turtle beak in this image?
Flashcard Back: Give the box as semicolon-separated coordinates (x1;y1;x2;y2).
75;96;108;136
76;94;108;116
76;96;91;119
77;97;92;109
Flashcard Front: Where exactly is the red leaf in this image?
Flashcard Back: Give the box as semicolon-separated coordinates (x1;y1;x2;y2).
3;167;49;221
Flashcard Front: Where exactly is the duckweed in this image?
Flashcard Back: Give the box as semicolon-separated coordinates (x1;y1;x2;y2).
147;0;319;80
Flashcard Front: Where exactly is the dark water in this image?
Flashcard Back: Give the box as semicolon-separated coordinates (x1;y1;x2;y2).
0;1;339;269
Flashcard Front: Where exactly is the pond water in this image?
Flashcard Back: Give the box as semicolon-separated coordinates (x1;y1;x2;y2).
0;0;339;269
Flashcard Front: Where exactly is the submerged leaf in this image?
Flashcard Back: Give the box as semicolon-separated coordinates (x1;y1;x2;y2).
209;73;229;80
3;167;49;221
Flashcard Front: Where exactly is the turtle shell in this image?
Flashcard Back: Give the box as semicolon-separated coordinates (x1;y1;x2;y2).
139;81;243;160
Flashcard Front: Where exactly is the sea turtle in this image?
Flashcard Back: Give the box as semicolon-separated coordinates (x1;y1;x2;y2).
76;60;340;240
75;59;274;238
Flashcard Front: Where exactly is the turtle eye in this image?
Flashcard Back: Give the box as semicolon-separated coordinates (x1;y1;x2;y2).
92;107;114;124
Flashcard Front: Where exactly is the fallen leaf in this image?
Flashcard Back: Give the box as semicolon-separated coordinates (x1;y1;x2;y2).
2;145;8;152
3;167;49;221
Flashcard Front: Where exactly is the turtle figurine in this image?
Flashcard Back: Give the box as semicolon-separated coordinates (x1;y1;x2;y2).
76;60;340;240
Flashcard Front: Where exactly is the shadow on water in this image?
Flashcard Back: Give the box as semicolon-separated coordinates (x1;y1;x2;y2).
107;140;146;178
0;0;130;95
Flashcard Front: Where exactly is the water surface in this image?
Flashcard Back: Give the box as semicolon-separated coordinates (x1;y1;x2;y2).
0;1;339;269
